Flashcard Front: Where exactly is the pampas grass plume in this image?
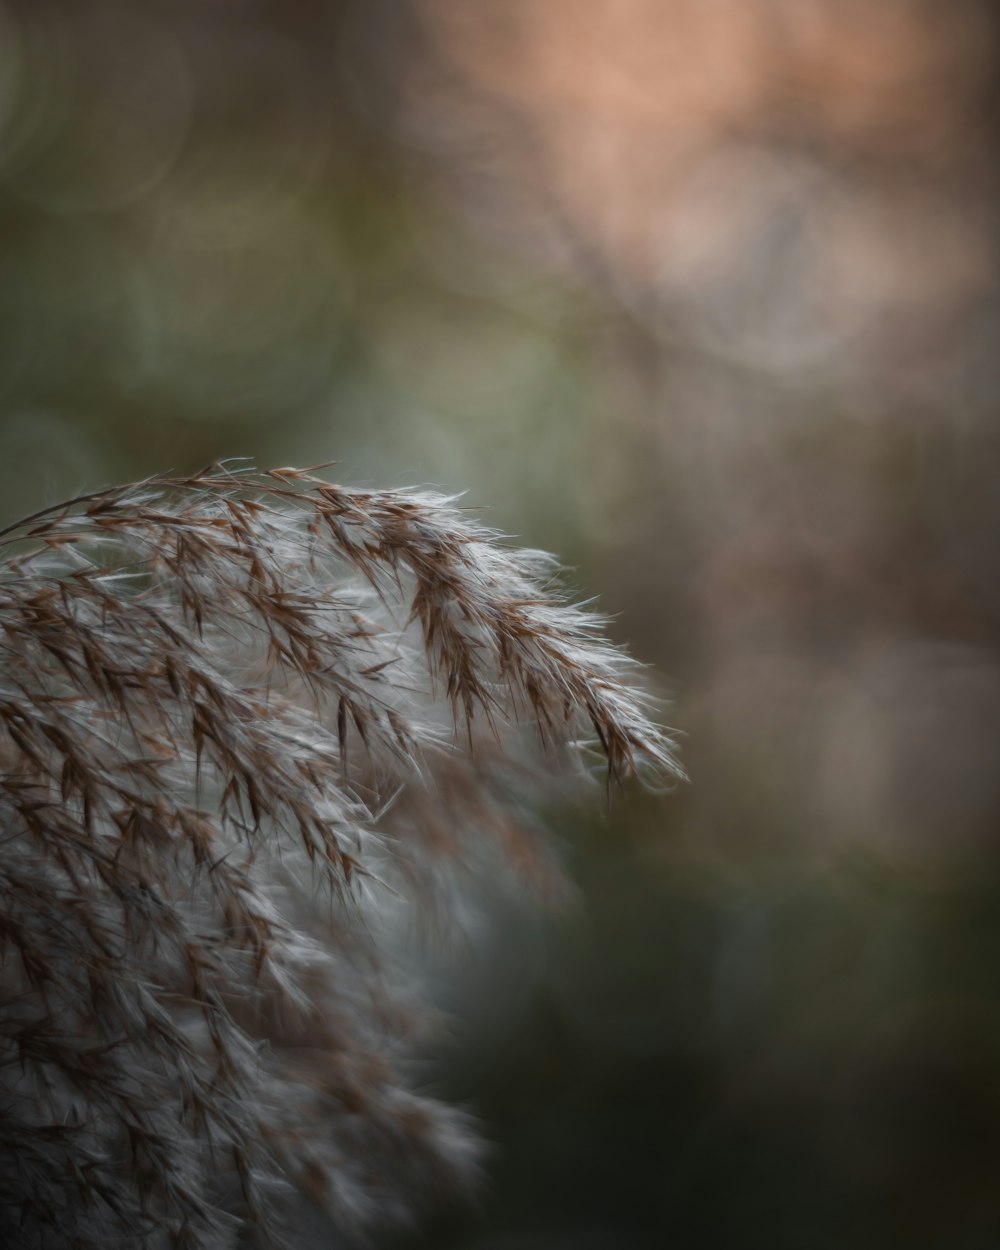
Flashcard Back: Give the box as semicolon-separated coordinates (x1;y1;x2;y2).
0;465;681;1248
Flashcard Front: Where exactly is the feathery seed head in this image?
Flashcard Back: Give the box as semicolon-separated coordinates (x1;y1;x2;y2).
0;465;681;1248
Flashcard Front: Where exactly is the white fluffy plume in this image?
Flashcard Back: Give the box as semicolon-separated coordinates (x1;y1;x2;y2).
0;465;681;1248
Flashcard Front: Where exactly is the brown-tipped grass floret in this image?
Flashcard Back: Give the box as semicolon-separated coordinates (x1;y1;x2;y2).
0;465;681;1248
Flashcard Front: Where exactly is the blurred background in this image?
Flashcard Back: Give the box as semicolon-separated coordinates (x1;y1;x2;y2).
2;1;1000;1246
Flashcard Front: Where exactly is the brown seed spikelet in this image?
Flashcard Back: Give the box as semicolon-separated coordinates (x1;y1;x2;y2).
0;465;681;1248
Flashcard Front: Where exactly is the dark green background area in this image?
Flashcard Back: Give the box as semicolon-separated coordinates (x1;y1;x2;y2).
3;2;1000;1246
